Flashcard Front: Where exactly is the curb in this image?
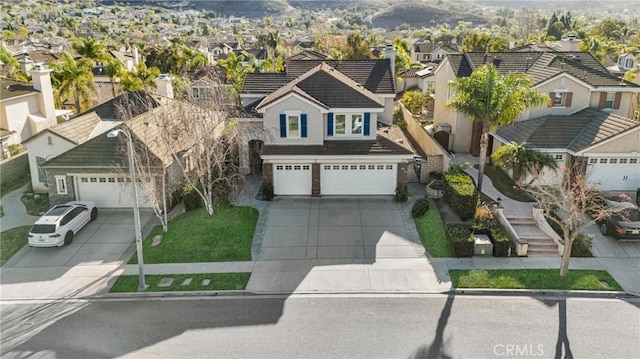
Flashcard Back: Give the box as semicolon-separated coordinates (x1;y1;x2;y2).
451;288;636;299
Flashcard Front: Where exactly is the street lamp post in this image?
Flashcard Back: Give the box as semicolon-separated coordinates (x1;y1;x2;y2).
107;129;148;291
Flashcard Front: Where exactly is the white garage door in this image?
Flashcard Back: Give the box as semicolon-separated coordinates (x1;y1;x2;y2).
273;164;312;195
321;164;396;195
588;159;640;191
76;175;154;208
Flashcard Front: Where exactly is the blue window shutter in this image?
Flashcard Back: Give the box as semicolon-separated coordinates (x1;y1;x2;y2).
327;113;334;136
364;112;371;136
301;114;308;138
279;114;286;138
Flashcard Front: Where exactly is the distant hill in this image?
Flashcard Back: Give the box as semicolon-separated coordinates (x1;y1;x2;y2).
370;3;487;29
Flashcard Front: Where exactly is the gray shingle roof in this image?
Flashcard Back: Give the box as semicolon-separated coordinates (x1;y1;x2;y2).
256;63;384;110
447;52;640;89
242;59;396;95
494;108;640;152
262;135;413;156
1;79;38;100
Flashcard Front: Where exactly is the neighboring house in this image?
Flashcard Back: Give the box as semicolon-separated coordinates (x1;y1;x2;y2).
397;64;437;94
494;108;640;191
433;51;640;191
0;66;72;147
287;50;327;61
411;42;459;64
238;55;416;196
608;52;639;76
26;78;199;208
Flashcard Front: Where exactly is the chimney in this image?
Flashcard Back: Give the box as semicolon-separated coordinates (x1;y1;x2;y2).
29;64;56;122
560;35;581;52
155;74;174;99
384;44;396;78
132;46;139;66
19;57;34;72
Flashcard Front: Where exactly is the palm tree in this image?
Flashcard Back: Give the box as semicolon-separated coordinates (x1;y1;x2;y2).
51;52;96;114
105;57;124;97
491;142;558;186
445;64;549;191
72;38;108;64
0;47;28;81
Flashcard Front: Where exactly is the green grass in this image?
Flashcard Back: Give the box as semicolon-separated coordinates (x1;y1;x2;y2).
130;205;259;264
109;273;251;293
476;165;535;202
414;199;452;257
450;269;622;291
0;226;30;266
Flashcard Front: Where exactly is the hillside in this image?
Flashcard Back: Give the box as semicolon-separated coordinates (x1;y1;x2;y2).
370;3;487;29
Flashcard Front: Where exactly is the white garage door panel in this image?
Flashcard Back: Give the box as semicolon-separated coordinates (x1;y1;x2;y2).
77;175;154;208
588;163;640;191
322;164;396;195
274;164;312;195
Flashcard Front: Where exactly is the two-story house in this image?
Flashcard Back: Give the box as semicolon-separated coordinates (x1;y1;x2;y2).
0;66;71;149
433;51;640;191
411;42;459;64
239;56;415;196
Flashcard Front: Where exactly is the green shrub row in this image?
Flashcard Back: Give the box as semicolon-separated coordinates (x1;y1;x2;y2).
446;223;474;257
394;184;408;202
443;173;478;221
411;198;430;217
489;226;512;257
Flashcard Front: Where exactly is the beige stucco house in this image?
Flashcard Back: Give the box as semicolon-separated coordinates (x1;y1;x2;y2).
432;51;640;191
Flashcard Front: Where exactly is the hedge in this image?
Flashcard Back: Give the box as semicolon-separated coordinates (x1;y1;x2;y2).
411;198;430;217
446;223;474;257
489;226;512;257
443;173;478;221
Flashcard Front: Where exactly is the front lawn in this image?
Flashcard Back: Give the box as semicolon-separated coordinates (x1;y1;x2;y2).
109;273;251;293
476;165;535;202
414;199;452;257
450;269;622;291
130;205;259;264
0;226;30;266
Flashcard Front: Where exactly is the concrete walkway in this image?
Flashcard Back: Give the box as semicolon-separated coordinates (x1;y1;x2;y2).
0;183;39;231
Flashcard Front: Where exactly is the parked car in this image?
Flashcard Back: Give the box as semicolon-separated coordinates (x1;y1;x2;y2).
28;201;98;247
591;196;640;240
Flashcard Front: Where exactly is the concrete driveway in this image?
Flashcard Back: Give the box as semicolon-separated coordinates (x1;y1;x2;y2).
257;196;425;261
5;208;154;268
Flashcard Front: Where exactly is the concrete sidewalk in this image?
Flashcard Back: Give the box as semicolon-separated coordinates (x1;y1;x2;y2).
0;183;39;231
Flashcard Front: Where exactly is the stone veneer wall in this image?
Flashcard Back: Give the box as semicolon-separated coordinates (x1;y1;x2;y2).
311;163;320;197
397;162;408;184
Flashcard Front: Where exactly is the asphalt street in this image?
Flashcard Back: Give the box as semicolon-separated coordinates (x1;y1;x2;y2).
1;294;639;359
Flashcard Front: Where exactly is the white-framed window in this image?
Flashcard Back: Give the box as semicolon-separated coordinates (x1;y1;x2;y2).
554;154;564;161
589;158;598;164
620;158;628;164
55;175;67;195
47;136;53;145
609;158;618;164
80;178;88;183
333;113;365;137
288;114;299;138
604;92;615;109
553;92;566;107
630;159;638;164
599;158;608;164
324;165;331;170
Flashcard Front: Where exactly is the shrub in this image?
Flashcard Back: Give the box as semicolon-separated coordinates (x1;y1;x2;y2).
428;172;444;181
475;203;494;224
411;198;430;217
393;105;406;130
20;192;50;215
446;223;474;257
182;183;203;211
394;183;409;202
259;181;274;201
489;226;512;257
443;173;478;221
571;233;593;257
446;161;471;174
8;144;25;156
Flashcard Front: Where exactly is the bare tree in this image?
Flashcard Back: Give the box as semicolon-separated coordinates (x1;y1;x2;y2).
524;159;628;277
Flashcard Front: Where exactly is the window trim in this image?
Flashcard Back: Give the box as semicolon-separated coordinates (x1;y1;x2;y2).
332;112;366;137
283;110;301;139
55;175;67;195
603;92;615;109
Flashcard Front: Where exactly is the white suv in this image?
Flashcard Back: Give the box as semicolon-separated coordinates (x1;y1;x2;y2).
28;201;98;247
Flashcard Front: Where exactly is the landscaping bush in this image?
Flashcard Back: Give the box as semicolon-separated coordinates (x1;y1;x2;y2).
446;223;474;257
182;183;203;211
443;173;478;221
393;105;406;130
394;183;408;202
411;198;430;217
571;233;593;257
428;171;444;181
489;226;513;257
259;181;274;201
20;192;50;215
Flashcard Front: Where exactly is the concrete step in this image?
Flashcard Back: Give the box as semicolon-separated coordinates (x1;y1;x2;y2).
507;218;537;226
527;251;560;256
